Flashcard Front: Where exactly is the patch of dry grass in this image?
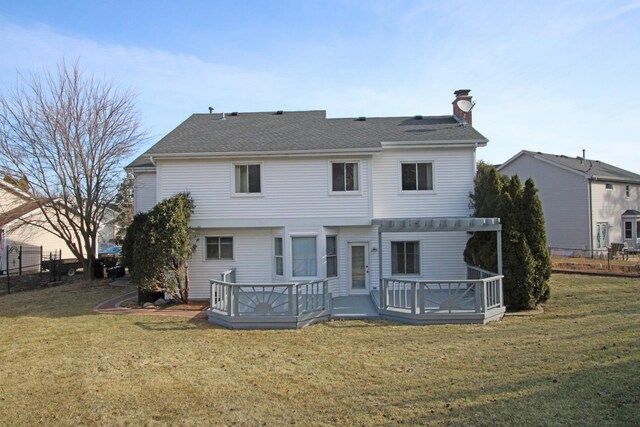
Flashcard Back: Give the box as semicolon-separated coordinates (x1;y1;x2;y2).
0;275;638;425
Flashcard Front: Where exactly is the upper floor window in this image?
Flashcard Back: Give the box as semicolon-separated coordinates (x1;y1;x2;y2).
605;183;613;190
391;241;420;275
626;185;630;197
206;236;233;260
331;162;359;192
234;164;261;194
401;162;433;191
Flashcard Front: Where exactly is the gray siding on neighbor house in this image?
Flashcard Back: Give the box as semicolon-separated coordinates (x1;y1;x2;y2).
499;154;590;250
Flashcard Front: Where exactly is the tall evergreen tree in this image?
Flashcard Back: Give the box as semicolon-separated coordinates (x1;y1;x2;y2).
464;164;552;310
521;178;551;303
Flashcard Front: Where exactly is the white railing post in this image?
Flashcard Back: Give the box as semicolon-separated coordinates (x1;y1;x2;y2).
474;281;482;313
418;283;425;314
323;279;328;310
296;284;303;316
411;282;417;315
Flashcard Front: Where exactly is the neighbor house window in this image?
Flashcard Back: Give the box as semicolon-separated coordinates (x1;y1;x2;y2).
625;221;633;239
274;237;283;276
292;236;317;277
637;221;640;239
401;162;433;191
326;236;338;277
331;162;359;192
235;164;261;193
391;241;420;275
626;185;630;197
605;183;613;190
206;237;233;260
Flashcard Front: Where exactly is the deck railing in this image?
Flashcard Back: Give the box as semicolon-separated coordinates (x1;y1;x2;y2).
209;279;329;318
380;267;503;315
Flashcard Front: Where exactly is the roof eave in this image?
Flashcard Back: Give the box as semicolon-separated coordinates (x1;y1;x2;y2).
381;139;488;149
145;147;383;159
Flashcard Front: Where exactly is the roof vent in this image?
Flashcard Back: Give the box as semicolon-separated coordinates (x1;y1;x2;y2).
356;116;366;121
230;112;238;116
275;110;284;115
414;115;423;120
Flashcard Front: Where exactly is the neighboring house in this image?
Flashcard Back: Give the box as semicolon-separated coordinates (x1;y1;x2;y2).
127;90;505;329
498;150;640;254
0;181;75;273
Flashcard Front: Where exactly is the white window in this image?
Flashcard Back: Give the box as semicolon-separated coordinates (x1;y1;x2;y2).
401;162;433;191
331;162;359;192
605;183;613;190
391;241;420;275
292;236;317;277
326;236;337;278
626;185;630;197
625;221;633;239
234;164;261;193
274;237;283;276
206;237;233;260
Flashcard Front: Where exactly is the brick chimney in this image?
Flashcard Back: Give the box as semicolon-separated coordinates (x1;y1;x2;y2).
452;89;474;126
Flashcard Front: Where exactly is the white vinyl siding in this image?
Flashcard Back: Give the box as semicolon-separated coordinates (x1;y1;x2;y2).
382;231;469;281
188;228;275;300
373;148;474;218
133;172;157;214
157;157;370;224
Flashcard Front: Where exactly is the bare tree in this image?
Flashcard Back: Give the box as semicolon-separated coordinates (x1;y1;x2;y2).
0;60;146;279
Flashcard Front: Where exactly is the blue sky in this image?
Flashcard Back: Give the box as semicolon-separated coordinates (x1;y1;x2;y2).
1;1;639;171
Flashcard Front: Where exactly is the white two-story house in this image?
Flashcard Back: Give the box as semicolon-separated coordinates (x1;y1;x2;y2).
127;90;505;329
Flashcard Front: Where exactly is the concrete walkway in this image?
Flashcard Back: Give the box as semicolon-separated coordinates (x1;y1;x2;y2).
94;290;208;319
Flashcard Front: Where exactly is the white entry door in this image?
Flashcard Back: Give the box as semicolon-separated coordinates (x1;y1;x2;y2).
348;243;369;295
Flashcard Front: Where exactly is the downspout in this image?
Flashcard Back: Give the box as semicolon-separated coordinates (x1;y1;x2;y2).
588;178;593;254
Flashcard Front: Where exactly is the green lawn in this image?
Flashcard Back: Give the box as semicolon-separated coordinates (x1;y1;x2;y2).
0;275;638;426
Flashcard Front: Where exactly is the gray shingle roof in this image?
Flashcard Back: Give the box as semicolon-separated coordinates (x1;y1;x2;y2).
522;150;640;184
128;111;487;167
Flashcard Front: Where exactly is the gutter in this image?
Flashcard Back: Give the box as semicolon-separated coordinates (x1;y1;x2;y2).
588;179;593;253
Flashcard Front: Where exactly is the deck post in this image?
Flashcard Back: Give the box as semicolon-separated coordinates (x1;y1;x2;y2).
378;226;384;308
496;228;503;275
323;280;328;310
411;283;417;315
296;284;303;316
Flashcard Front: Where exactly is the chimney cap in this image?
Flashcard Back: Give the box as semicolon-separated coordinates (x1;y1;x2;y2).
454;89;471;97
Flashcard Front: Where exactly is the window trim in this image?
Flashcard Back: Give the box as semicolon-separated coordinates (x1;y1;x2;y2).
398;161;436;194
204;236;234;261
231;162;264;197
326;235;338;278
390;240;421;276
328;160;362;195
